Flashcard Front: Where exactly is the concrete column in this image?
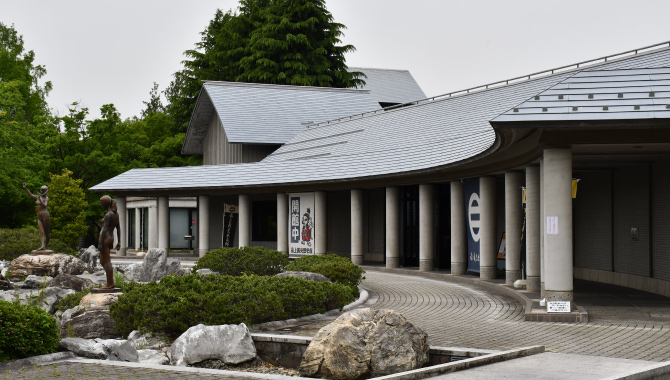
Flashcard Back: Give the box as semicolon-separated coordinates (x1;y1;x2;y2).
238;194;250;247
504;172;523;284
540;158;545;297
526;166;541;292
419;184;435;271
157;196;169;250
542;148;574;302
386;187;400;268
134;208;141;250
315;191;327;255
115;196;127;256
197;195;210;257
480;176;497;280
351;189;364;265
277;193;288;254
148;205;158;249
450;181;467;275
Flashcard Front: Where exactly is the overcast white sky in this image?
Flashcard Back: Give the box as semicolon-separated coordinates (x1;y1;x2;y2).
3;0;670;120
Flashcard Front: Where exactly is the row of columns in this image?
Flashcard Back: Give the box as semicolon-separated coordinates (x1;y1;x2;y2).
111;148;573;302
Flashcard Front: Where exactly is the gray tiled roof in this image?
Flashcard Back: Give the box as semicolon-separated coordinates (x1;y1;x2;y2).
350;67;426;105
493;67;670;122
182;82;381;154
91;45;670;193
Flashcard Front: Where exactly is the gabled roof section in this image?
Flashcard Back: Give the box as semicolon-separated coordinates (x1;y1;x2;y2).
182;82;382;154
350;67;426;105
493;67;670;122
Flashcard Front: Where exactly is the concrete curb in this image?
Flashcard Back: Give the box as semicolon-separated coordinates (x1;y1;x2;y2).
0;351;76;371
252;286;369;331
372;345;545;380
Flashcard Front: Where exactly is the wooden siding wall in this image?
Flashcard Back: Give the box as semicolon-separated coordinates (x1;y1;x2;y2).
203;115;280;165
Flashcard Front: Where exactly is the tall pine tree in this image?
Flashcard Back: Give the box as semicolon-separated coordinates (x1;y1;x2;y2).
165;0;364;133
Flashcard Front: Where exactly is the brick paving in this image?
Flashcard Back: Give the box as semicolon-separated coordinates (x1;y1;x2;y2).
359;270;670;361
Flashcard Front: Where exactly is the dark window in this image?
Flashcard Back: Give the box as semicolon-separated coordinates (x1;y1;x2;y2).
252;201;277;241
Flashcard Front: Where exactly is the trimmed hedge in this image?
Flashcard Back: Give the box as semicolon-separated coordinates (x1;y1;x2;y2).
109;274;354;339
286;254;365;288
0;300;59;362
0;228;77;261
192;246;289;276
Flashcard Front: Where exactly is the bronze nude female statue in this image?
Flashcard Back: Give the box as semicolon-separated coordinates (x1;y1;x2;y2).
99;195;120;289
22;183;50;251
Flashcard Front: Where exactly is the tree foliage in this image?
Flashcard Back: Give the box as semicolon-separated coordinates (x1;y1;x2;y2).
166;0;364;132
47;169;88;248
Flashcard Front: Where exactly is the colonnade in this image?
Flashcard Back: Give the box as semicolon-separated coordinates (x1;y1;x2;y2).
112;148;574;302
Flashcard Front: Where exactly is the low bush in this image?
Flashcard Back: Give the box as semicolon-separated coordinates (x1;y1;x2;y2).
109;274;354;339
0;228;77;261
0;300;59;362
286;254;365;289
192;246;289;276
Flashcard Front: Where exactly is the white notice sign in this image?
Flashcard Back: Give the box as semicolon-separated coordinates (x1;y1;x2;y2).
547;301;571;313
546;216;559;235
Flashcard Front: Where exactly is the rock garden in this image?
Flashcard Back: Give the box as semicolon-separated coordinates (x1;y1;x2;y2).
0;246;437;379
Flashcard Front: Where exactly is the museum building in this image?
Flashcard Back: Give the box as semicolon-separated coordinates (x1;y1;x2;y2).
91;42;670;303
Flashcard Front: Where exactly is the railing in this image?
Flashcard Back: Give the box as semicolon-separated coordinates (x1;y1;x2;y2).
309;40;670;128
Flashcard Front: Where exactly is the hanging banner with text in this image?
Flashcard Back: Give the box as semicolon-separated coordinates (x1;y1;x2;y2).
222;204;238;247
289;193;315;255
465;179;481;273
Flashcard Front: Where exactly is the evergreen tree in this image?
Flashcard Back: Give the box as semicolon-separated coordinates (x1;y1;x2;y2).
47;169;88;248
166;0;364;133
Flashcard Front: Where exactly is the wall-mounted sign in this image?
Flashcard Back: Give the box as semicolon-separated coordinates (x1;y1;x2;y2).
547;301;571;313
465;179;480;273
223;204;238;247
546;216;559;235
289;193;315;255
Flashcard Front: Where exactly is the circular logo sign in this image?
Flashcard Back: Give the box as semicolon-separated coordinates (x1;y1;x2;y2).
468;193;481;242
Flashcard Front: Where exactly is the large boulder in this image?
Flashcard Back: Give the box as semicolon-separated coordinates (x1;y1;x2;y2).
59;337;138;362
6;254;88;282
124;248;184;282
299;308;429;380
49;273;95;292
59;293;121;339
276;271;331;282
79;245;99;269
21;274;53;289
167;323;256;367
41;287;75;314
138;349;169;365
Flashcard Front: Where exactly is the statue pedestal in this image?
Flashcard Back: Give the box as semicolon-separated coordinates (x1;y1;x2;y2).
30;249;54;256
91;288;123;294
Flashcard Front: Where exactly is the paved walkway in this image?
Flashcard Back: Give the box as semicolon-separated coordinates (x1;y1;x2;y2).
355;270;670;361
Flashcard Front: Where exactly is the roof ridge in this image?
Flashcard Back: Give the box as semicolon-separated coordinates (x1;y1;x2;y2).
202;80;370;94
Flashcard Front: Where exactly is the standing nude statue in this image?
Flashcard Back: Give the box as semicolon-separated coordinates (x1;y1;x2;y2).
22;183;50;251
99;195;120;289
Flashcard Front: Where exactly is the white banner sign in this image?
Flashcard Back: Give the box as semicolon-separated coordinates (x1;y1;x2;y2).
289;193;315;255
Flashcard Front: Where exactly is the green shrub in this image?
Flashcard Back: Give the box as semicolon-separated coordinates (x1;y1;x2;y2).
192;246;289;276
0;228;77;261
0;300;59;362
286;254;365;288
109;274;354;339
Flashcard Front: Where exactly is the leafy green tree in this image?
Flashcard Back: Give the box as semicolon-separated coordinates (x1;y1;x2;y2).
0;22;52;228
165;0;364;133
47;169;88;248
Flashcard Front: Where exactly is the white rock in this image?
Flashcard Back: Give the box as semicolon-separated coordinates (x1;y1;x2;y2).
167;323;256;367
94;339;139;362
138;349;169;365
22;274;53;289
124;249;183;282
